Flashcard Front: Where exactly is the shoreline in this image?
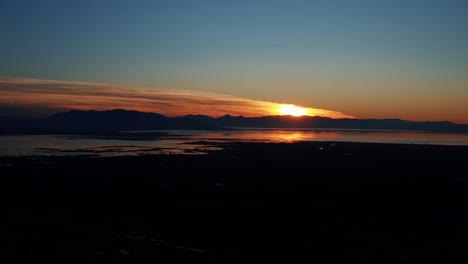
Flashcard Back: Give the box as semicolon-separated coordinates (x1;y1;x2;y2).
2;141;468;261
2;137;468;158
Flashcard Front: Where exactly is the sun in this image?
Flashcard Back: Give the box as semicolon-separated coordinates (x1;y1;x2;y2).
278;104;308;117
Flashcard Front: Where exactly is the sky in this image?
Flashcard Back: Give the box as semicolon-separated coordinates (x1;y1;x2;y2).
1;0;467;122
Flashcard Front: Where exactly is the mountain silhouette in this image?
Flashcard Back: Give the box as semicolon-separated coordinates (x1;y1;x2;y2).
1;109;468;134
0;109;218;133
183;114;468;132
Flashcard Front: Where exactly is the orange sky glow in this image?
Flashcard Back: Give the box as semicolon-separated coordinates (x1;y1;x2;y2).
0;78;354;119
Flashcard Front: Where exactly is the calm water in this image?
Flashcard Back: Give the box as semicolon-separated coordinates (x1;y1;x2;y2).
1;129;468;156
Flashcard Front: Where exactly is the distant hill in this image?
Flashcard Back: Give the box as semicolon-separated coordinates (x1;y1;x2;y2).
183;114;468;133
1;109;468;134
0;109;218;133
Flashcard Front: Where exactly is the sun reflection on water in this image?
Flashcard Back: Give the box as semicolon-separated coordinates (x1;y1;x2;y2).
2;130;468;157
267;131;306;142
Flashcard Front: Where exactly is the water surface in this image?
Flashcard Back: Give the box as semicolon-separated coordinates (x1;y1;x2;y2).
1;129;468;156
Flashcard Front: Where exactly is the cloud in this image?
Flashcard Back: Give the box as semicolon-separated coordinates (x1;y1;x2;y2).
0;78;355;118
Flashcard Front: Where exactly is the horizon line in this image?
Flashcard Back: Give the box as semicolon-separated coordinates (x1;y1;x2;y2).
15;108;465;125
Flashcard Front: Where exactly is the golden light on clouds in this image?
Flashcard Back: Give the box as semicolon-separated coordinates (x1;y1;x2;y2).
0;78;355;119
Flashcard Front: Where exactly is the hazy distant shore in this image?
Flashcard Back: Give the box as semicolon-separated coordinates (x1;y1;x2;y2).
2;141;468;261
3;109;468;134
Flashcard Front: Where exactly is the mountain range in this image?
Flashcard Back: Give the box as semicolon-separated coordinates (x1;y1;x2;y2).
1;109;468;134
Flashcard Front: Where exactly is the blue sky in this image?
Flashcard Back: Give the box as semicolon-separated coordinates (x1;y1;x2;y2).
1;0;468;121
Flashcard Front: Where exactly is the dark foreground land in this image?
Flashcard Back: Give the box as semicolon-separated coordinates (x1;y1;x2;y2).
2;141;468;262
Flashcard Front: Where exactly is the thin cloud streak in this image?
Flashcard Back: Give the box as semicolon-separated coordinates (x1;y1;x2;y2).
0;78;355;118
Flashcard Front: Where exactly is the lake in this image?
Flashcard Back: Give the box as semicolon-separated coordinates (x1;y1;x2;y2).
2;128;468;156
